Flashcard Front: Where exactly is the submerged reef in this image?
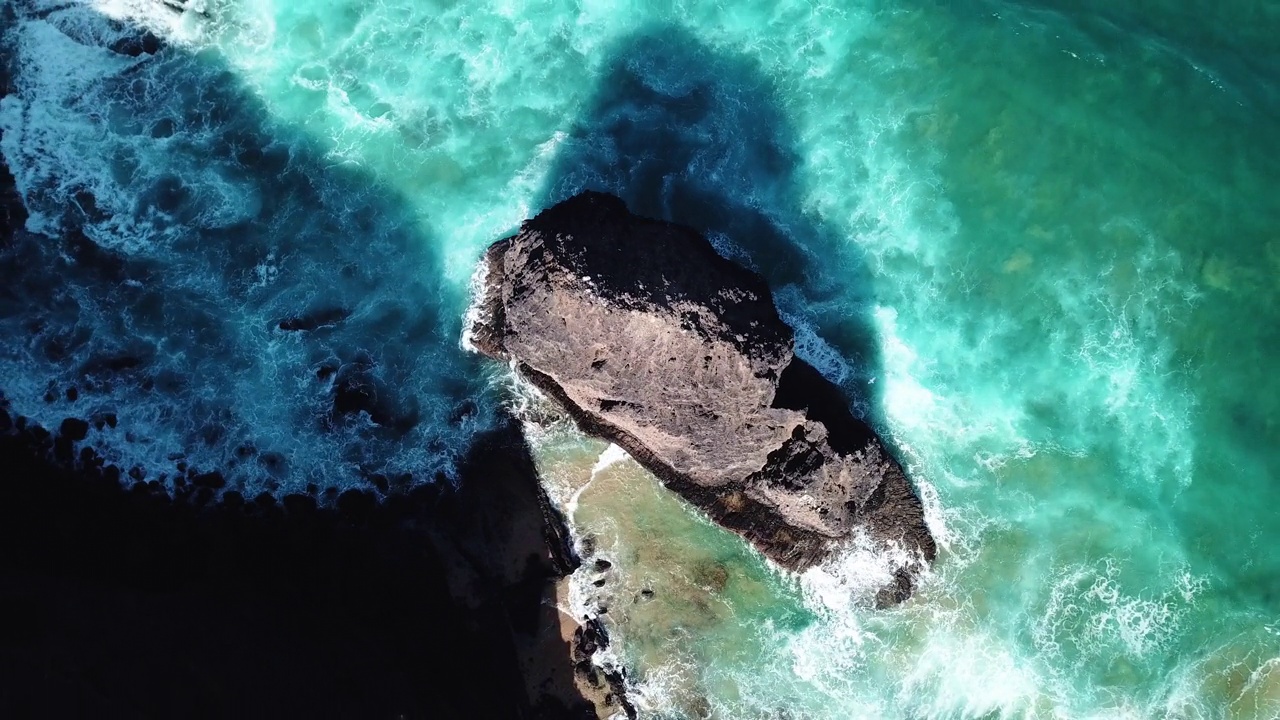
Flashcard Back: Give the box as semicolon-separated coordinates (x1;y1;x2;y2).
471;191;936;604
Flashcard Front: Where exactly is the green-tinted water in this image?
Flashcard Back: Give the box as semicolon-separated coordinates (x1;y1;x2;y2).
21;0;1280;716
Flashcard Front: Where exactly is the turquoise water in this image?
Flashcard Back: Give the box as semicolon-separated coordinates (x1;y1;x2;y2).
4;0;1280;717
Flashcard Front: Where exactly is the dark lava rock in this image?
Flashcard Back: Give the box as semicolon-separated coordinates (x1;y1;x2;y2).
328;354;417;432
471;191;936;602
0;134;25;248
58;417;90;442
109;30;162;57
190;471;226;490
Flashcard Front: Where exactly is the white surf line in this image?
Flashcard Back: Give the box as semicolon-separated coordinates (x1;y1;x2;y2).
591;443;631;475
563;443;630;518
458;258;490;353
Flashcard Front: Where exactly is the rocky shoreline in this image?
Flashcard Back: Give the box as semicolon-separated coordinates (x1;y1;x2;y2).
0;396;631;718
2;47;630;717
2;118;623;718
470;192;936;605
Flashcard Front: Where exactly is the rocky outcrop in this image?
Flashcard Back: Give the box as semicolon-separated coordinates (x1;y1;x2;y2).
471;192;936;604
0;396;618;718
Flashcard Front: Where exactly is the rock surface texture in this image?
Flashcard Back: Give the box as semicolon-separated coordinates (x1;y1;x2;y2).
471;192;936;604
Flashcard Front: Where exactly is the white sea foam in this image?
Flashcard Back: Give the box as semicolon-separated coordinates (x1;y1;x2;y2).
774;284;856;387
459;254;490;354
1;20;132;240
770;91;1201;715
898;625;1047;719
592;443;631;476
803;533;930;610
84;0;209;46
1035;559;1206;670
705;229;759;271
780;527;1064;719
1052;237;1199;489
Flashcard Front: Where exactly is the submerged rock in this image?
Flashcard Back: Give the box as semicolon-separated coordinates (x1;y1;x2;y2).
471;191;936;603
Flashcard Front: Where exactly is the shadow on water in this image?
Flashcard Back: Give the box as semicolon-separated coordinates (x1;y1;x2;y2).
0;5;594;718
537;25;889;427
0;1;494;498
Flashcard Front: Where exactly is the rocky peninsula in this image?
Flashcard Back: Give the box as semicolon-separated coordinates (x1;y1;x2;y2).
471;192;936;604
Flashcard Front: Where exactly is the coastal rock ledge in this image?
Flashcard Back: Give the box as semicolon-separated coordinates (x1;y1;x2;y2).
470;192;936;604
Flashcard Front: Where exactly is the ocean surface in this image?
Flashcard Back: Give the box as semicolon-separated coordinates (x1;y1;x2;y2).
3;0;1279;717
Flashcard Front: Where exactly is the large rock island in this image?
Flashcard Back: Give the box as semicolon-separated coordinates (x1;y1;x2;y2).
470;192;936;604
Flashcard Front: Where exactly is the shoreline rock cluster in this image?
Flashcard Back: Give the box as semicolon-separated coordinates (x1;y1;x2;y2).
470;191;936;604
0;394;628;718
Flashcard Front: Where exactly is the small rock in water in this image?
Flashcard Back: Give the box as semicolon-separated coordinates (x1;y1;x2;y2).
58;417;90;441
109;31;162;57
594;558;612;572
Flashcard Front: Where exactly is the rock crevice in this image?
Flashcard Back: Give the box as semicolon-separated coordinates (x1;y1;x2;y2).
472;192;936;603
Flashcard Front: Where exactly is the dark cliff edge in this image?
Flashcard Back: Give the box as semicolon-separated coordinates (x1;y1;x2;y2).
472;192;936;606
0;397;610;719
